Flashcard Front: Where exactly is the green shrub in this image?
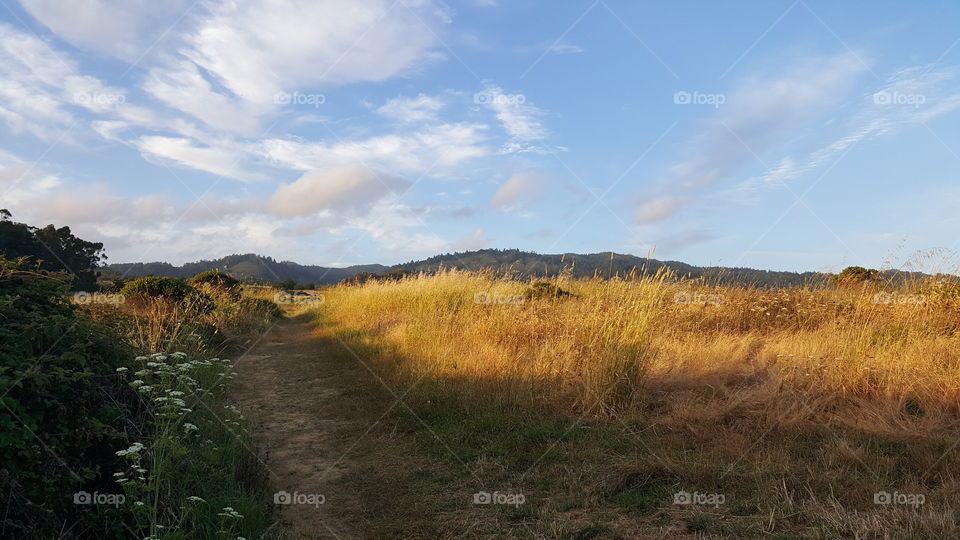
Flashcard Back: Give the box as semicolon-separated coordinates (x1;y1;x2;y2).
523;281;572;300
0;257;139;538
188;270;240;289
240;297;283;320
121;276;197;301
832;266;883;287
120;277;214;314
917;280;960;301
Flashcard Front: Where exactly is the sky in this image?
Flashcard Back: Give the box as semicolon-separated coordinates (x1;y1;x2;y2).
1;0;959;273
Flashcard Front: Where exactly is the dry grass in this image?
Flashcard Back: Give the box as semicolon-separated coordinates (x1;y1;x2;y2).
308;269;960;537
313;270;960;425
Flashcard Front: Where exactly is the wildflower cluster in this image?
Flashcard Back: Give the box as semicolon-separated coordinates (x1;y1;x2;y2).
113;351;246;537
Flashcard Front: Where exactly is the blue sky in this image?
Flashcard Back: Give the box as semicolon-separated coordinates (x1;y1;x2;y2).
1;0;959;272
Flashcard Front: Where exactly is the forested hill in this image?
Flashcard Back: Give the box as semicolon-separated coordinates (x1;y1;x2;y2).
392;249;831;287
106;254;387;285
107;249;933;288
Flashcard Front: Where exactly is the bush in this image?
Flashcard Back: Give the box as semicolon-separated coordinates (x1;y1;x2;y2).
0;257;139;538
832;266;883;287
188;270;239;289
120;277;214;314
240;297;284;320
523;281;572;300
340;269;414;286
121;276;197;302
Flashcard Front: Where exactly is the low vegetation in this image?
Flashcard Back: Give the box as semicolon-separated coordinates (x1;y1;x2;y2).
1;253;280;538
309;269;960;537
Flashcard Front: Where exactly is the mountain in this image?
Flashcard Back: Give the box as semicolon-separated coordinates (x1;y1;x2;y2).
105;253;387;285
106;249;932;288
392;249;831;287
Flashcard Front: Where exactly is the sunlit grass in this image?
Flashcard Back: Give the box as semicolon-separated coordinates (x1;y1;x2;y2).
307;269;960;537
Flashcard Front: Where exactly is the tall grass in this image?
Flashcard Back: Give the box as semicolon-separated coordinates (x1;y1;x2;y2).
80;284;281;539
313;270;667;414
313;269;960;428
309;269;960;537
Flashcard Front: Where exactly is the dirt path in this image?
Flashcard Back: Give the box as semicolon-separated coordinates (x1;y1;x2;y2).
233;314;369;539
232;313;463;539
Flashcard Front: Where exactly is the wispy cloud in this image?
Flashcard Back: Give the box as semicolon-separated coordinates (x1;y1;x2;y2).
377;94;446;123
491;172;550;208
634;51;869;223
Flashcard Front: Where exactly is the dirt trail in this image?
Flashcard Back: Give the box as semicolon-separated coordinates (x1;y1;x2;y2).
233;314;369;539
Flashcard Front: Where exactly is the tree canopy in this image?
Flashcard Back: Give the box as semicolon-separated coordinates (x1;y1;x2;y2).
0;210;105;290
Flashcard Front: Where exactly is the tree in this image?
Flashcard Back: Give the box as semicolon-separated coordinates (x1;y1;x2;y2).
0;211;105;290
277;279;297;290
833;266;883;287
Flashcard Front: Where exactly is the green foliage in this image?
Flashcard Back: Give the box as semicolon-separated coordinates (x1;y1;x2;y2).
121;276;208;307
833;266;883;286
0;211;106;290
188;270;239;289
239;297;283;320
917;279;960;301
523;281;572;300
114;353;273;538
339;268;414;285
108;253;387;285
0;257;138;537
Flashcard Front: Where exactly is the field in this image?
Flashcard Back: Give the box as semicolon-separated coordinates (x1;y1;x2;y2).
300;270;960;537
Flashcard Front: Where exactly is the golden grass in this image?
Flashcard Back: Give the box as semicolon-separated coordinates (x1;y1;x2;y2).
313;270;960;433
307;270;960;536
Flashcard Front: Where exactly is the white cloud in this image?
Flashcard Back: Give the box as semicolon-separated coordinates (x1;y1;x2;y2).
0;23;197;143
491;172;549;207
727;64;960;203
377;94;446;123
348;200;448;256
0;149;62;206
143;60;263;136
19;0;191;61
141;0;448;133
135;136;265;181
634;196;687;223
258;123;489;174
479;85;547;147
269;164;410;217
452;228;488;250
635;52;868;223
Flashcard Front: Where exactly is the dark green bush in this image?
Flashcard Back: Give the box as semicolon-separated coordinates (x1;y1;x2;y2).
523;281;572;300
240;297;284;319
0;257;139;538
188;270;239;289
832;266;883;287
120;276;196;301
